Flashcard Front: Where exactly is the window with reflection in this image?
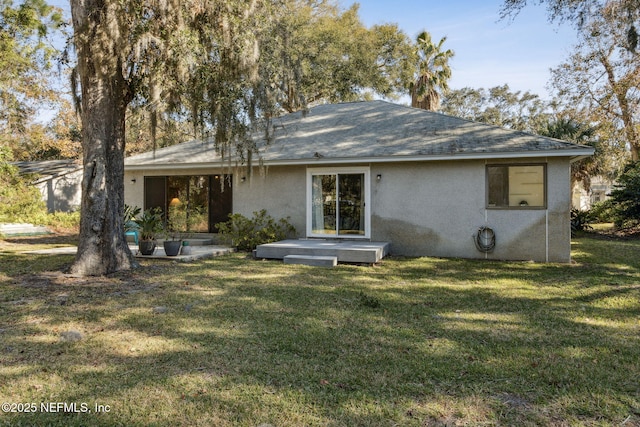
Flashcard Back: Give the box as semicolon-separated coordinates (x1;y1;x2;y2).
144;175;232;232
487;165;546;208
311;172;365;236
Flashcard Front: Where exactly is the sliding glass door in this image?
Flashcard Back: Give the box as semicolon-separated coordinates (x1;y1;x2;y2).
308;168;369;238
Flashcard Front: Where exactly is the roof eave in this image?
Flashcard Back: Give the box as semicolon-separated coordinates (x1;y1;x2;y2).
265;149;596;166
569;153;595;164
124;162;225;172
124;148;595;171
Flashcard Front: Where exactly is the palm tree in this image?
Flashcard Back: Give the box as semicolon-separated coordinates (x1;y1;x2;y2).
410;31;454;111
541;117;601;190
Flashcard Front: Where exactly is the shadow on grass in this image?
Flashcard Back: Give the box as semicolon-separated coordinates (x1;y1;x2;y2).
0;235;639;426
1;233;79;247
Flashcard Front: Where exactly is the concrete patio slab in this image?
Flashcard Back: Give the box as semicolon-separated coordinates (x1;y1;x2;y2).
1;223;51;236
24;244;235;261
134;244;235;261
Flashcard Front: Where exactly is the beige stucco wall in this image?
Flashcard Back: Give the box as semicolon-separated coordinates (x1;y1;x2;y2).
233;166;307;234
124;157;572;262
36;169;83;213
124;170;145;209
369;157;571;262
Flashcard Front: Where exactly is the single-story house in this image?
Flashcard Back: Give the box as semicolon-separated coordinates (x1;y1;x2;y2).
15;159;83;213
572;176;614;211
124;100;593;262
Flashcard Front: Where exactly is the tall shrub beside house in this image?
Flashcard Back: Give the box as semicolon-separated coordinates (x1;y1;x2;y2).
0;147;46;222
607;162;640;228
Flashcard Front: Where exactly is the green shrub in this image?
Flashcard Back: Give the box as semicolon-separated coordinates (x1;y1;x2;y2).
217;209;296;251
8;210;81;230
589;199;617;224
0;186;47;222
41;211;81;229
607;161;640;228
0;146;47;222
571;208;593;235
0;147;81;230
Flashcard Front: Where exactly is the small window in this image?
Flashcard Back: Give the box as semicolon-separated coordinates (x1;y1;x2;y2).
487;164;546;208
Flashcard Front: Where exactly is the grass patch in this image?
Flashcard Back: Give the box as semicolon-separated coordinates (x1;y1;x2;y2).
0;234;638;426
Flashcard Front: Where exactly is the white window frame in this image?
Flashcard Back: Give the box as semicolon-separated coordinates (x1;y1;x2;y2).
306;167;371;239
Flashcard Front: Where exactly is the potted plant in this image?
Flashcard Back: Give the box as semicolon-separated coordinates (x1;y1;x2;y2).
134;208;163;255
162;203;185;256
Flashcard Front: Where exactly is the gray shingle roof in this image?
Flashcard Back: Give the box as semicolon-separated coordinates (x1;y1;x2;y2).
125;100;593;168
14;159;82;183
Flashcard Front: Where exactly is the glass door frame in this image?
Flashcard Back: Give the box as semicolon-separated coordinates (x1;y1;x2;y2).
306;167;371;239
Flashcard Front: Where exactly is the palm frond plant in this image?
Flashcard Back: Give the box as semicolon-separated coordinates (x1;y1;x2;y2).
410;31;454;111
134;208;163;255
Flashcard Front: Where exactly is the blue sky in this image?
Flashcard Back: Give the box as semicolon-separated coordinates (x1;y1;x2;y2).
339;0;578;99
44;0;576;109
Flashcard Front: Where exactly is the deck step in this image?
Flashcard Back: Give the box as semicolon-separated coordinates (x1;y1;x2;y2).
256;239;390;263
284;255;338;267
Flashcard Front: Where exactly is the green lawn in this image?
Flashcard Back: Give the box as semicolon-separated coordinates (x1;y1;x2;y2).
0;233;638;426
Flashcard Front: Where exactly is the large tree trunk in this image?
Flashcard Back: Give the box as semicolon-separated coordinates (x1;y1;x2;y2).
69;0;137;276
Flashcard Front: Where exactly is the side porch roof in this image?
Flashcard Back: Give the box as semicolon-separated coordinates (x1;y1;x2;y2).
14;159;83;184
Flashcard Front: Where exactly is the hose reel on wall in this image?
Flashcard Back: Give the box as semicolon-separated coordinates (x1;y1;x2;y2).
474;226;496;253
